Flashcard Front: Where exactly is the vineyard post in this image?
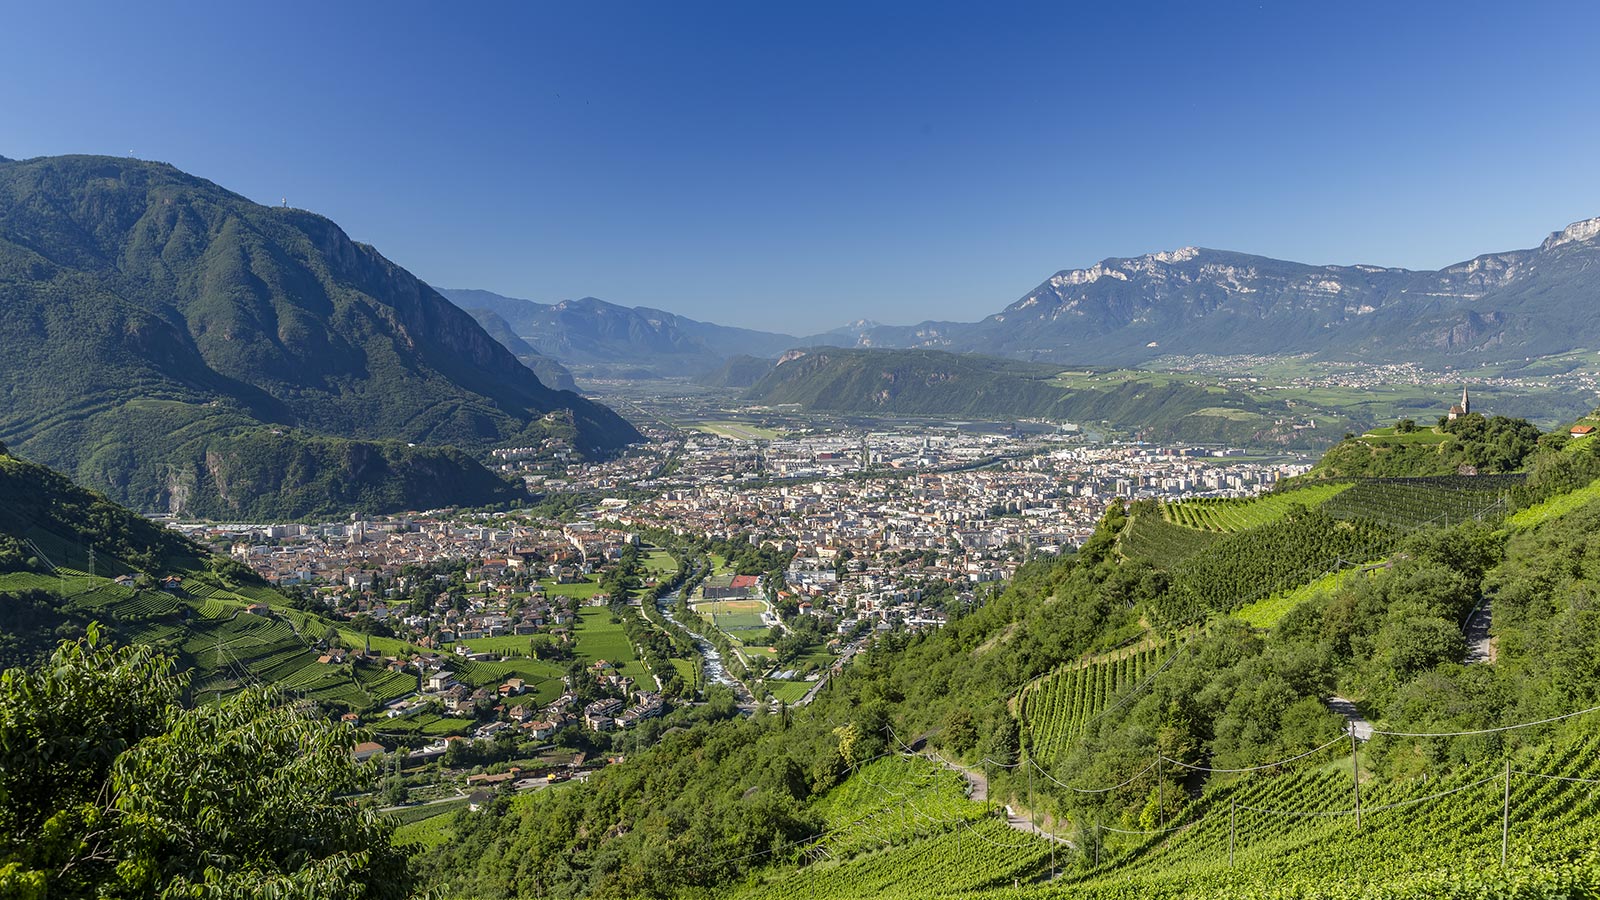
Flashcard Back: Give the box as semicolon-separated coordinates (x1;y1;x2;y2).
1350;729;1362;831
1157;754;1164;827
1501;758;1511;867
1229;797;1235;867
1094;818;1100;868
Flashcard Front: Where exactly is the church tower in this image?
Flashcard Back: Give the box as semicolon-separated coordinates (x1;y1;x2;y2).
1461;386;1470;416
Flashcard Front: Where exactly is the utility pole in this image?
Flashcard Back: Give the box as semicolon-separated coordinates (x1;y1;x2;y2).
1351;729;1362;831
1502;758;1512;867
1158;754;1165;827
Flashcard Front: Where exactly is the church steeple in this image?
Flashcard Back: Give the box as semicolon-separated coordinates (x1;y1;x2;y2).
1461;386;1470;416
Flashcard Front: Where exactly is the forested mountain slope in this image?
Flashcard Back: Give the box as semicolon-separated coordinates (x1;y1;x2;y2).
0;154;639;517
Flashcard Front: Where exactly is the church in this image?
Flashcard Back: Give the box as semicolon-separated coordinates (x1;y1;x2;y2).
1447;387;1470;421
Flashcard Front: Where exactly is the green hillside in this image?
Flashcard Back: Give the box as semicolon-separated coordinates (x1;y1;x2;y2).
0;154;639;518
0;447;421;707
744;347;1352;448
420;430;1600;899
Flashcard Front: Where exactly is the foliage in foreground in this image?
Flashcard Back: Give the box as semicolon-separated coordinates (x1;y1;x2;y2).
0;627;417;899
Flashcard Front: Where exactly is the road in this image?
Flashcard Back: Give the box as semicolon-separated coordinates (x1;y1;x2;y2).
1328;696;1372;741
1464;595;1496;664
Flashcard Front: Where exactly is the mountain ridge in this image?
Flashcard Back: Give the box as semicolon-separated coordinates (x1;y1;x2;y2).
0;154;639;517
833;216;1600;364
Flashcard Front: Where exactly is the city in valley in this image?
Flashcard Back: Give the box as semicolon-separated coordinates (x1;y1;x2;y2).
165;403;1308;801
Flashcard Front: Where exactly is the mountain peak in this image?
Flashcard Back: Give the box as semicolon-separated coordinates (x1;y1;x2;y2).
1542;217;1600;251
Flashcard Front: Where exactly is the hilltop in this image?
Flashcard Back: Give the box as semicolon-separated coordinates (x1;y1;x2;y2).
0;154;640;518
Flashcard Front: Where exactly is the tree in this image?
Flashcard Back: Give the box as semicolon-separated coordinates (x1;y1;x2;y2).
0;627;417;898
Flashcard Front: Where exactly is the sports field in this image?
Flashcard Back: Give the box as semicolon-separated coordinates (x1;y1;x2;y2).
692;598;769;632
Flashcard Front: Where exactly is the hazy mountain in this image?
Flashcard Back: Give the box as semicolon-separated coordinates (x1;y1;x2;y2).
0;154;639;517
460;307;580;391
438;289;800;375
830;218;1600;365
744;346;1350;448
695;354;777;389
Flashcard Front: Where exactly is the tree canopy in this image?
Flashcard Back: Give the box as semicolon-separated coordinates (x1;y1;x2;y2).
0;626;417;899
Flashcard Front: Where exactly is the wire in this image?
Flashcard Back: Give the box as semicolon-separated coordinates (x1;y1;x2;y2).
1371;704;1600;737
1031;756;1159;794
1160;734;1348;773
1512;770;1600;785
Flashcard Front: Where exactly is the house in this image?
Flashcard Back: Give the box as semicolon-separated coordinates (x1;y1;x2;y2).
1573;425;1595;437
351;741;386;762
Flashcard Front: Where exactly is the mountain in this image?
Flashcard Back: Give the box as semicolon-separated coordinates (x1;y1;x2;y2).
0;154;640;517
832;218;1600;365
460;307;580;391
438;289;800;376
695;354;776;389
743;346;1351;447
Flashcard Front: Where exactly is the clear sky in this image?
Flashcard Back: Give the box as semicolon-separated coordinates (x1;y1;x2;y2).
3;1;1598;335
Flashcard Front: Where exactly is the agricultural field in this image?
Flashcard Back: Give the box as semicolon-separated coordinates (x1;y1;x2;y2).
1231;566;1376;628
376;713;475;738
1117;513;1221;567
720;756;1056;900
391;802;467;849
1017;642;1168;766
453;657;565;703
1505;475;1600;530
453;634;540;656
1159;482;1353;532
765;680;813;703
573;607;642;674
977;727;1600;900
1321;476;1520;529
641;549;679;578
540;576;603;600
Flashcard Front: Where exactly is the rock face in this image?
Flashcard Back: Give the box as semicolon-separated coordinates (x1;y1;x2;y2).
0;154;640;516
831;218;1600;365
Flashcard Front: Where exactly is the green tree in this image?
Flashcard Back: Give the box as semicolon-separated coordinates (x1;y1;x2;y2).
0;627;416;898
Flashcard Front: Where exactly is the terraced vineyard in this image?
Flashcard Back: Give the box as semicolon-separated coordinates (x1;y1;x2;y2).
1160;482;1353;532
719;756;1056;900
982;727;1600;900
1117;514;1220;567
1017;642;1167;765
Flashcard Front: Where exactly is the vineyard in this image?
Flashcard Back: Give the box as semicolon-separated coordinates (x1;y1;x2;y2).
1159;482;1353;532
979;727;1600;900
718;756;1057;900
1320;476;1521;530
1158;508;1395;624
1117;514;1219;567
1017;642;1168;766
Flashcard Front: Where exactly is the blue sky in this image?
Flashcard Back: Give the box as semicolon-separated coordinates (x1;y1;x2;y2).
3;1;1598;334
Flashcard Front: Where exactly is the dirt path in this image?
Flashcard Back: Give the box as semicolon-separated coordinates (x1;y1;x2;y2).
1464;596;1497;664
921;753;1074;847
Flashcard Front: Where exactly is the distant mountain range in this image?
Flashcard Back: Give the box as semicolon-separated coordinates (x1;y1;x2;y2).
0;154;640;518
438;289;801;377
825;218;1600;365
451;217;1600;374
